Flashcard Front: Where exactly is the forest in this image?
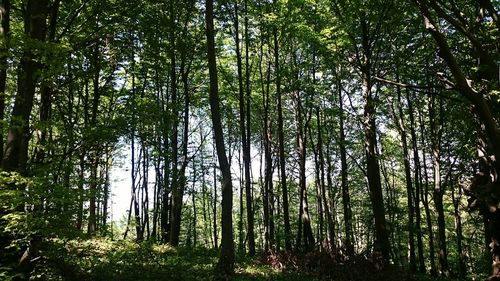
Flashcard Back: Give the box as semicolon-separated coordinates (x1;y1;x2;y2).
0;0;499;280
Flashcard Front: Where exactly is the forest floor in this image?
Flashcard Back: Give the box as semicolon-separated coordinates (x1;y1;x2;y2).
25;238;459;281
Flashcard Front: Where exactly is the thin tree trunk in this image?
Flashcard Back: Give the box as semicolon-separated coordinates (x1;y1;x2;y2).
338;80;354;256
168;0;181;245
360;19;391;261
274;24;291;251
295;93;314;251
406;91;426;272
206;0;234;274
212;145;218;249
170;45;191;245
316;106;334;248
88;37;101;236
429;96;449;277
418;105;437;276
393;89;416;272
192;160;197;246
77;153;85;230
452;179;466;278
0;0;10;161
234;0;255;255
35;0;60;165
243;0;255;256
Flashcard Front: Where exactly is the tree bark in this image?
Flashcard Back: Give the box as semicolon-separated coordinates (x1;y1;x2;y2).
274;26;292;251
170;36;192;246
2;0;50;171
234;0;255;255
338;81;354;256
0;0;10;161
393;89;416;272
406;91;426;272
360;19;391;261
316;108;335;248
418;105;437;276
295;92;315;251
206;0;234;274
452;179;466;278
429;96;449;277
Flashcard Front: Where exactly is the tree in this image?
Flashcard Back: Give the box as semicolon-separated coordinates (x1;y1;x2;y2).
206;0;235;276
2;0;50;172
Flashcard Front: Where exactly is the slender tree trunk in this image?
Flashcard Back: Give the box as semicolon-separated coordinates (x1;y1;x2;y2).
152;155;161;240
417;106;437;276
77;153;85;231
192;160;197;246
260;36;274;250
0;0;10;161
314;108;335;248
170;48;191;246
393;90;416;272
238;148;244;252
295;93;314;251
274;26;291;251
102;150;110;230
429;96;449;277
168;0;182;245
452;180;466;278
234;1;255;255
212;146;218;249
406;92;425;272
243;0;255;256
338;80;354;256
206;0;234;274
35;0;60;165
360;19;391;261
88;38;101;236
201;144;209;247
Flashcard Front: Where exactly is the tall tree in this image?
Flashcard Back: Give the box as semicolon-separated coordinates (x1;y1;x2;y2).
338;80;354;256
392;87;416;272
206;0;234;275
359;17;391;261
274;21;291;251
2;0;50;171
0;0;10;161
234;0;255;255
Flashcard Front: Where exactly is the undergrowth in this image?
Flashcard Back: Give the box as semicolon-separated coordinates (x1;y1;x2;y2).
9;238;473;281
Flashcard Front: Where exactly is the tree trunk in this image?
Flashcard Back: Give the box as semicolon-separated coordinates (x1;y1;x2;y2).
87;38;101;236
234;1;255;255
0;0;10;161
406;91;426;272
2;0;49;171
212;146;218;249
35;0;59;165
295;93;314;251
170;41;191;246
260;35;274;250
393;89;416;272
316;108;335;248
168;0;182;245
360;19;391;261
274;26;291;251
417;106;437;276
429;96;449;277
206;0;234;273
338;81;354;256
452;180;466;278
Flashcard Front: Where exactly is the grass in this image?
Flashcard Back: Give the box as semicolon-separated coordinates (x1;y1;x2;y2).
25;238;480;281
30;238;316;281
